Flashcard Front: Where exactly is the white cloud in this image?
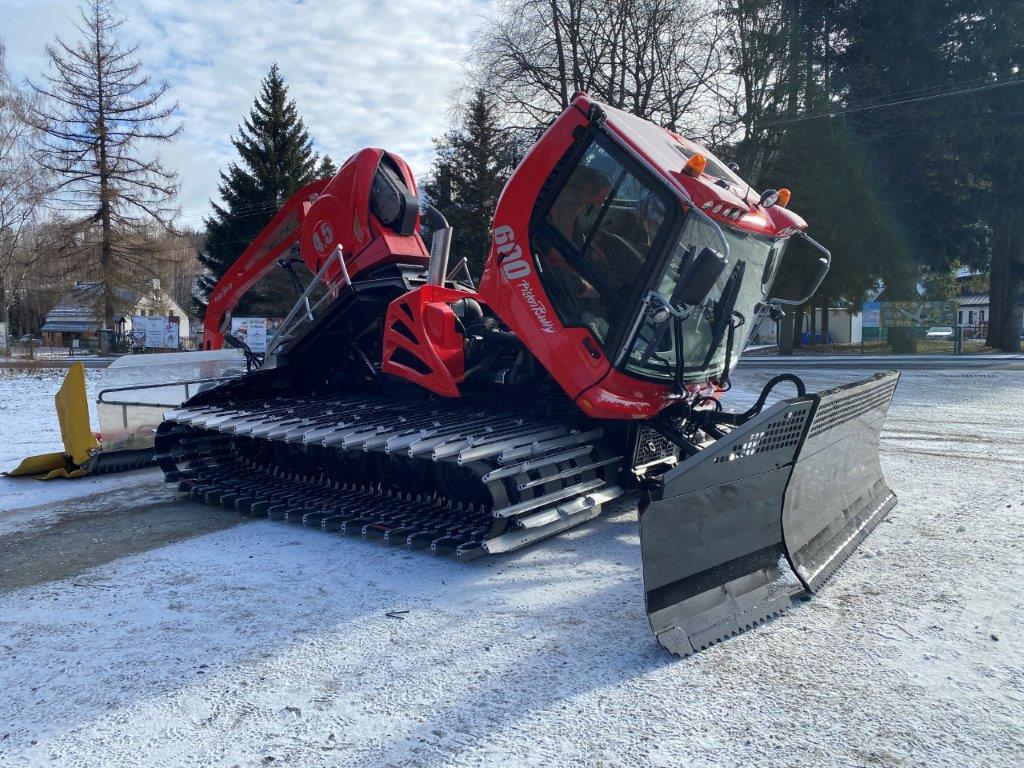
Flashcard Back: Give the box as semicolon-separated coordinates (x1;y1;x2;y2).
0;0;492;226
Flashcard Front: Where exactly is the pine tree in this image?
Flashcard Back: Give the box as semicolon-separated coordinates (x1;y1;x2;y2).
963;0;1024;351
196;64;334;316
422;89;517;278
832;0;1023;350
316;154;337;179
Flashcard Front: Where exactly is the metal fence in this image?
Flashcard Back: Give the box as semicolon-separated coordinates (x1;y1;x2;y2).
2;344;102;360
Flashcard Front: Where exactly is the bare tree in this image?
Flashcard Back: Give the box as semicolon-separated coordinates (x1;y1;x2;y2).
28;0;181;336
474;0;728;135
713;0;793;184
146;227;203;311
0;40;49;333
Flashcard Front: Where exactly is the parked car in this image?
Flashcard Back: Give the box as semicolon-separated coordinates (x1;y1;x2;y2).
17;334;42;346
925;326;954;339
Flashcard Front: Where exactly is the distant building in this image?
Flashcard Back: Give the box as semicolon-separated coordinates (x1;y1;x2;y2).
956;293;988;336
40;280;191;348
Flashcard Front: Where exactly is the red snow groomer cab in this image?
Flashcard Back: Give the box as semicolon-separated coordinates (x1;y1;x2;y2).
160;95;899;657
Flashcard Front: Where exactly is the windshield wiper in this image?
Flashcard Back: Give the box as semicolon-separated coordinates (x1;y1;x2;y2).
701;261;746;370
637;245;708;368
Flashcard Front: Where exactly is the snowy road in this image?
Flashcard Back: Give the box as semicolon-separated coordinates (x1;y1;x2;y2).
0;366;1021;767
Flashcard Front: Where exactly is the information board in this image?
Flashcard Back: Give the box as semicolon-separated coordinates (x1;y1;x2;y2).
131;315;180;349
868;301;957;328
861;302;880;328
230;317;268;353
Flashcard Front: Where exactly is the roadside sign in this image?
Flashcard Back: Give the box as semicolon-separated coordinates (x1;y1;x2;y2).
875;301;956;328
230;317;268;353
131;315;181;349
861;302;880;328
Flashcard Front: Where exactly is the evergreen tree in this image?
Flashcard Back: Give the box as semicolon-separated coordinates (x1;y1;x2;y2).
728;1;919;348
832;0;1023;350
832;1;973;282
422;89;517;278
196;64;334;316
959;0;1024;351
316;154;337;179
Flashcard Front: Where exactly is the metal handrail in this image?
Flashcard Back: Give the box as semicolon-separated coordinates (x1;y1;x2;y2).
265;246;347;357
97;375;240;407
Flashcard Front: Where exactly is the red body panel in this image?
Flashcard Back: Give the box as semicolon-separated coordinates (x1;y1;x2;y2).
478;108;612;402
203;149;428;350
480;94;808;419
299;149;428;282
381;284;476;398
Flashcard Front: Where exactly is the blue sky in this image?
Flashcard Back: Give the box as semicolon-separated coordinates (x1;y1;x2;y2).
0;0;491;226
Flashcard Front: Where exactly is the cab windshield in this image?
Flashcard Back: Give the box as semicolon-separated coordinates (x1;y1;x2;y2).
624;219;787;382
530;133;786;384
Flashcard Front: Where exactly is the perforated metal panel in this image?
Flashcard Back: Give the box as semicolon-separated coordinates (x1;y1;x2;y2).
632;424;677;467
807;375;899;440
712;409;806;464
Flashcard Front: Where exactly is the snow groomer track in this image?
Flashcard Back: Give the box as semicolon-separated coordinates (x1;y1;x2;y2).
155;391;624;561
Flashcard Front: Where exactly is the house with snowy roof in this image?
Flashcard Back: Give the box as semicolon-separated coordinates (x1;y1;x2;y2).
40;279;190;349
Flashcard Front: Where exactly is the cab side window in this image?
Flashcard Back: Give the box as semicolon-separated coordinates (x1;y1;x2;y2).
533;138;670;344
546;143;621;248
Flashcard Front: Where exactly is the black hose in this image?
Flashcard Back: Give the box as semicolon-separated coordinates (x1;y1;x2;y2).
694;395;722;412
715;373;807;425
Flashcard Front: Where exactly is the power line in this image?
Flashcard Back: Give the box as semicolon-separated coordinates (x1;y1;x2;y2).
801;71;1017;112
171;199;292;224
171;76;1023;226
91;107;1024;256
758;75;1024;129
752;107;1024;169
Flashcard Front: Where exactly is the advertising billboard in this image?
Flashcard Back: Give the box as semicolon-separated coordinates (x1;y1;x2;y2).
863;301;957;328
131;315;180;349
230;317;269;353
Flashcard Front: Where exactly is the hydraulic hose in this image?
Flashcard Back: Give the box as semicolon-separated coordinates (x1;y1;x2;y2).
715;373;807;425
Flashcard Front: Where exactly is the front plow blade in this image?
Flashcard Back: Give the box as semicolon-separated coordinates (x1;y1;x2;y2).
782;371;900;591
640;371;900;656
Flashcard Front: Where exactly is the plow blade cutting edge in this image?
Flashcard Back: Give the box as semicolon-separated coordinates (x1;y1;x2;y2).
640;370;900;656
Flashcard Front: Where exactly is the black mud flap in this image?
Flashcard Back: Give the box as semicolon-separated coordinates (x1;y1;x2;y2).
640;371;900;656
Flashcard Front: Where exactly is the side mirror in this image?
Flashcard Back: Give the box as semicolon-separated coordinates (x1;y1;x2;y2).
799;256;830;301
677;247;727;307
769;232;832;306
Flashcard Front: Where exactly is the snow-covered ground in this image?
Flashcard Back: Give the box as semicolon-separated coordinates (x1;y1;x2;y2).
0;365;1021;767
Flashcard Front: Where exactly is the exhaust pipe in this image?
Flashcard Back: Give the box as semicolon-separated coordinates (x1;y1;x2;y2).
424;204;452;285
